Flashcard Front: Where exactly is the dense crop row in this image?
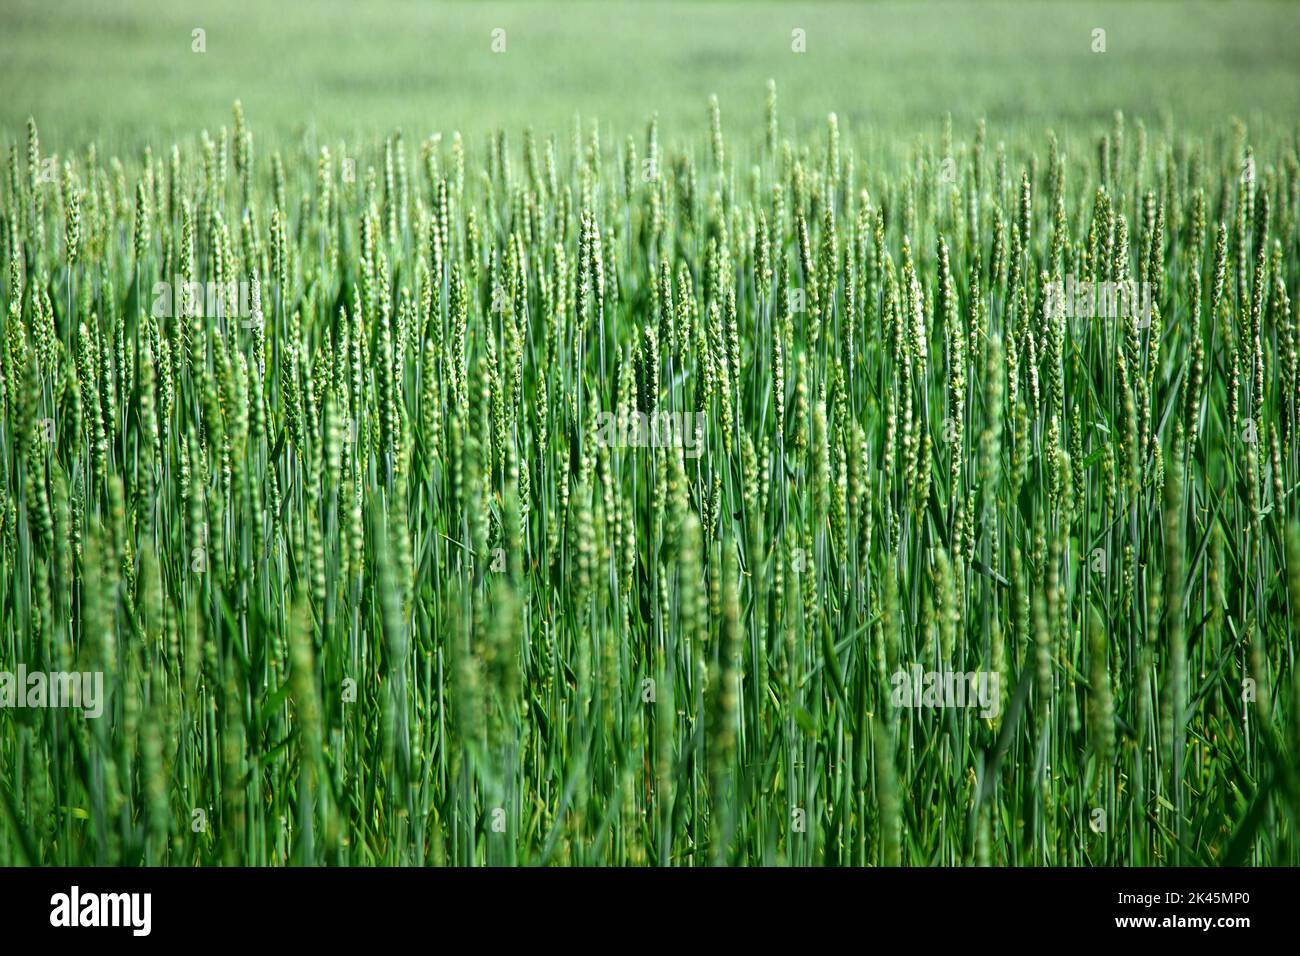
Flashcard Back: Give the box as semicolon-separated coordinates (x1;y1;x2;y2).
1;93;1298;864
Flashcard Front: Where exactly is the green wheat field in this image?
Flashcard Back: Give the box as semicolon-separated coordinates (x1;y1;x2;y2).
2;0;1300;866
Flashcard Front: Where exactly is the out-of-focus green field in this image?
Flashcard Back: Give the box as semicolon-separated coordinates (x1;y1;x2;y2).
3;0;1298;148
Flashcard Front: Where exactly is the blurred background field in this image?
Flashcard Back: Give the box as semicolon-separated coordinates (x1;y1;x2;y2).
2;0;1298;149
